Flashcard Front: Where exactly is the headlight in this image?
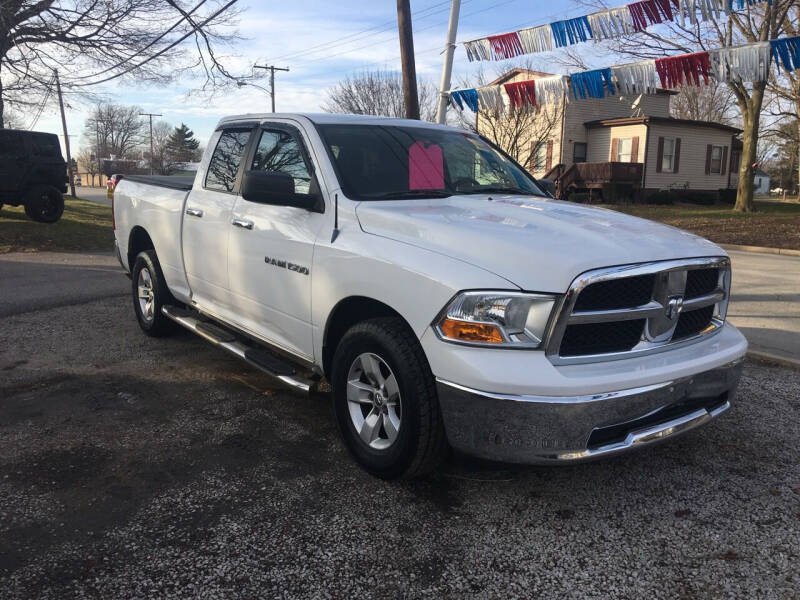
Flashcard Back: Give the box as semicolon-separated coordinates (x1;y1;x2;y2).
435;291;557;348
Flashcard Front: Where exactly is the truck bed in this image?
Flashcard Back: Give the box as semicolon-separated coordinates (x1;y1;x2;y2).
122;175;194;191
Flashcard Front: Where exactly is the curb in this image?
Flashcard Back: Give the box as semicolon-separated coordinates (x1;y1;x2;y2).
747;350;800;371
722;244;800;257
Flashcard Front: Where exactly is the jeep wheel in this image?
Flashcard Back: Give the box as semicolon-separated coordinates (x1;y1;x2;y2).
131;250;178;337
331;317;447;479
24;185;64;223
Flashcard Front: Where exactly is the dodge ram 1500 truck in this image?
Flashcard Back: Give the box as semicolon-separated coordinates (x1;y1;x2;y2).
112;113;747;479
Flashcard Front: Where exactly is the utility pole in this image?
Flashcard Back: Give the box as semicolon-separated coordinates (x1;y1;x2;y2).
253;65;289;112
396;0;420;120
54;70;76;197
435;0;461;124
139;112;162;175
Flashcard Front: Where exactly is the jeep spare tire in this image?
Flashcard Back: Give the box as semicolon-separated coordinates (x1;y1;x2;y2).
25;185;64;223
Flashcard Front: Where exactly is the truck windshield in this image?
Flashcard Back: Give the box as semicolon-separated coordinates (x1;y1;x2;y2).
316;124;546;201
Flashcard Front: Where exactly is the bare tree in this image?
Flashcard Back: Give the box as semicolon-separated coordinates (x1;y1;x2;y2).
83;103;146;159
766;2;800;200
323;70;438;122
147;121;174;175
0;0;241;128
670;82;737;125
570;0;793;212
454;67;563;172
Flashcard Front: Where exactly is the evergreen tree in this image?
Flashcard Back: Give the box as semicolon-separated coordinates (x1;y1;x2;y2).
165;123;200;165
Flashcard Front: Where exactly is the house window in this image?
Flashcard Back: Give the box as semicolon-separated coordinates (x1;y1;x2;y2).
532;142;547;171
616;138;633;162
662;138;676;172
573;142;587;164
710;145;723;174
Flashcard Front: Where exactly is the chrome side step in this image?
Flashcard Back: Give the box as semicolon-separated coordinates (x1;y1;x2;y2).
162;305;313;394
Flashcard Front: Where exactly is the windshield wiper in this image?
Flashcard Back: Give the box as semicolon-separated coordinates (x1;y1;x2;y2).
366;190;453;200
462;186;529;195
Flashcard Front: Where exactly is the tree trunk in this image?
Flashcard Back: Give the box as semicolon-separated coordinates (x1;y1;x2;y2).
0;74;5;129
733;84;766;213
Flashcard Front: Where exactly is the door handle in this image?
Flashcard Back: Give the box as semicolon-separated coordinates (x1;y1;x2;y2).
185;208;204;218
231;218;254;230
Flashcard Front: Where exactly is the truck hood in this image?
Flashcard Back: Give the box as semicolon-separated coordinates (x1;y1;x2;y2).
355;195;724;292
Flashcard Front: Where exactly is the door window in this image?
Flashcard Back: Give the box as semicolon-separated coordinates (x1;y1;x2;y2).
31;134;61;158
0;131;23;157
205;129;251;192
573;142;587;164
251;129;312;194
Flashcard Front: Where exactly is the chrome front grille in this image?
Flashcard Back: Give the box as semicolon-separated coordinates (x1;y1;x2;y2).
546;257;731;364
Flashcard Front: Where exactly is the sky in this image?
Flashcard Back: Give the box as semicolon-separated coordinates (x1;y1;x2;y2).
33;0;594;155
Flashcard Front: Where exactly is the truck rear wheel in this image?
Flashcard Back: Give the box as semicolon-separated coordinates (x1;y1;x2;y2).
131;250;178;337
24;185;64;223
331;317;447;479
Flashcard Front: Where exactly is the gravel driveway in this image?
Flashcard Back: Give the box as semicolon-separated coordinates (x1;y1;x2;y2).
1;295;798;599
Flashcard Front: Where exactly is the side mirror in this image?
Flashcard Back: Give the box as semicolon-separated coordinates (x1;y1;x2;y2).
537;178;556;198
241;170;319;210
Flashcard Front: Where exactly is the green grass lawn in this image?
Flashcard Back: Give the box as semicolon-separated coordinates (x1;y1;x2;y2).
0;197;114;254
604;201;800;250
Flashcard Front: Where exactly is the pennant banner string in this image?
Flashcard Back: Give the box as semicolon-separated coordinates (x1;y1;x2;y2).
445;36;800;113
462;0;773;62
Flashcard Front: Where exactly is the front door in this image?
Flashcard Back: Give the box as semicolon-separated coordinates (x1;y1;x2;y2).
227;123;327;361
182;128;253;313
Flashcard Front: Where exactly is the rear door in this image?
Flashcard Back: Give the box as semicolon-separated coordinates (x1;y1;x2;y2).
0;131;27;194
226;122;327;360
182;127;254;313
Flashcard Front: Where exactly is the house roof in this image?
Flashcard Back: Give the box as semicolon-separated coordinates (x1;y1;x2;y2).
584;116;742;134
487;68;556;86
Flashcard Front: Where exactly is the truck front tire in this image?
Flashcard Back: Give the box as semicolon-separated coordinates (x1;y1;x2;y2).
131;250;178;337
331;317;448;479
24;185;64;223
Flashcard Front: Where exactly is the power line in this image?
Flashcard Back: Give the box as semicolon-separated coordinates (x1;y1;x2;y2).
71;0;238;88
294;0;517;69
264;0;456;63
27;75;55;130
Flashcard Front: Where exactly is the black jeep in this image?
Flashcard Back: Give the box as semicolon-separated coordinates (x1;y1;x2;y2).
0;129;68;223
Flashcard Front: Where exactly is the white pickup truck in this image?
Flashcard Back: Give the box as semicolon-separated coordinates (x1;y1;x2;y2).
113;113;747;479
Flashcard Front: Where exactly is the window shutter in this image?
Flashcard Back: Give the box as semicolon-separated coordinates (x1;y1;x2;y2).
610;138;619;162
674;138;681;173
656;137;664;173
630;136;640;163
721;146;728;175
528;141;536;169
705;144;712;175
546;139;553;171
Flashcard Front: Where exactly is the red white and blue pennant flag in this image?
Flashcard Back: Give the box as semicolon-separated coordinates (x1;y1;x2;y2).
447;36;799;113
462;0;773;62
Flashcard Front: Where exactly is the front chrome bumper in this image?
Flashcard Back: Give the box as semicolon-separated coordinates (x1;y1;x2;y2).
436;359;743;464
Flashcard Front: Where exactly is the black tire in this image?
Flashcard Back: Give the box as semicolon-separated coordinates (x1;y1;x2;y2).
331;317;448;479
24;185;64;223
131;250;178;337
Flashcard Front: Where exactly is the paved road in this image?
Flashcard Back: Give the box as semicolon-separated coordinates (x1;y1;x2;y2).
728;250;800;363
0;252;126;318
75;186;111;206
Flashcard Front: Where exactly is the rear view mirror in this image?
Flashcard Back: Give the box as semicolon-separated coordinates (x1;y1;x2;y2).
241;170;319;210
